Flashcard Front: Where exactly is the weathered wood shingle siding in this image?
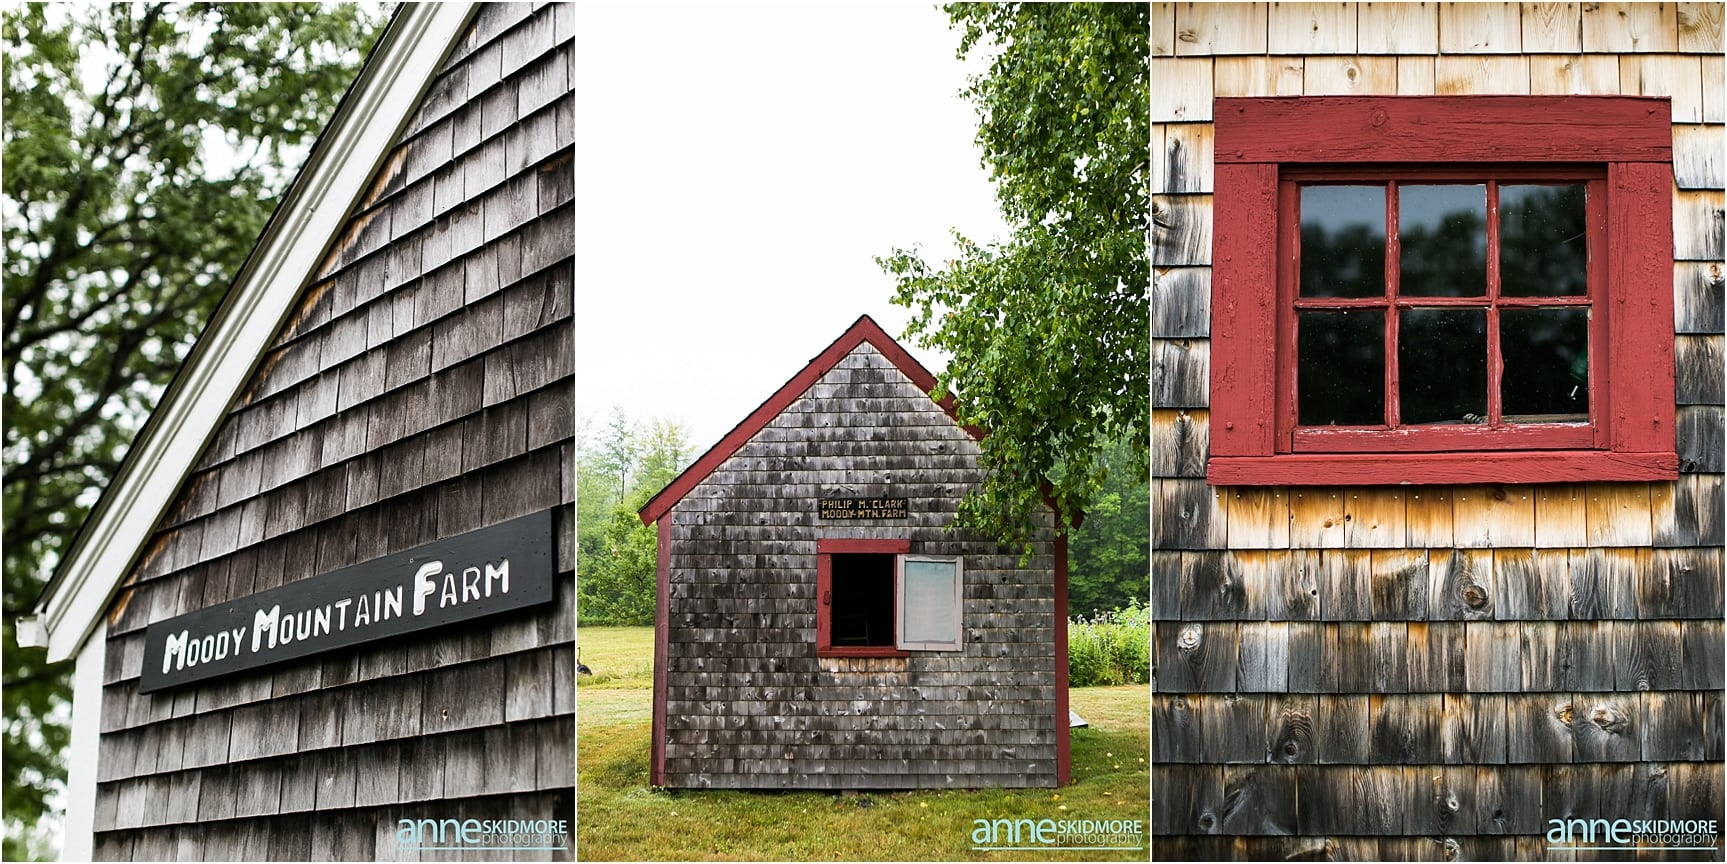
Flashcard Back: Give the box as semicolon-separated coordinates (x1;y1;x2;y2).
92;5;574;860
662;344;1059;789
1153;4;1724;858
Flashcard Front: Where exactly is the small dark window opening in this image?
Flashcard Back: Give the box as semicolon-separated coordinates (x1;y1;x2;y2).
830;554;894;646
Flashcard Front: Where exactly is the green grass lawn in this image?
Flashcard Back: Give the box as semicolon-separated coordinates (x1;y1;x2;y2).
575;626;1149;861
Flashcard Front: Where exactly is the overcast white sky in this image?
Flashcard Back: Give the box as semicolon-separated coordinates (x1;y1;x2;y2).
572;3;1010;455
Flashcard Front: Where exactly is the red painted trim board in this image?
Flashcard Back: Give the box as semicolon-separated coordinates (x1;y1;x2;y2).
650;513;671;787
1208;451;1677;486
1607;161;1678;454
815;538;911;659
1215;96;1672;164
1054;531;1071;787
1209;163;1280;457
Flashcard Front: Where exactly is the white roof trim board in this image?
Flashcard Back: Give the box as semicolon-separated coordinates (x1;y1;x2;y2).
19;2;479;663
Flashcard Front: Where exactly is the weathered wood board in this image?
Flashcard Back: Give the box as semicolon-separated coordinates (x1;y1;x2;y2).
92;5;577;856
1268;2;1357;54
1152;267;1211;338
1152;57;1214;122
1175;3;1268;55
1213;56;1304;97
1152;2;1724;853
1440;2;1523;52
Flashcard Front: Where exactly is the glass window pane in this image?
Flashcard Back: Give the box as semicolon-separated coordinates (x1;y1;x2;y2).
1300;185;1386;298
1298;310;1384;426
1400;185;1486;297
1501;184;1587;298
1502;308;1589;422
901;559;958;646
1400;308;1487;425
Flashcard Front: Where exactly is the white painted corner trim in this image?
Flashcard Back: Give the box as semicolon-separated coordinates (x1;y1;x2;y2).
25;2;479;664
59;619;106;862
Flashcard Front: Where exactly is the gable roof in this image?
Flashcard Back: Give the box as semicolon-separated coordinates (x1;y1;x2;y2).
19;3;480;664
638;314;979;526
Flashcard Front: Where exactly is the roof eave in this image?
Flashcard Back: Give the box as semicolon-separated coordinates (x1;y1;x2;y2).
23;2;480;663
637;314;973;527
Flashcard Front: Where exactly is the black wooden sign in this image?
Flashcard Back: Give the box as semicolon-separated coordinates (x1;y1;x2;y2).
818;497;909;519
139;510;556;693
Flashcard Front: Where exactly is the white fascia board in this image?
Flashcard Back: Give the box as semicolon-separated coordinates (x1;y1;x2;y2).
59;619;106;862
30;2;479;663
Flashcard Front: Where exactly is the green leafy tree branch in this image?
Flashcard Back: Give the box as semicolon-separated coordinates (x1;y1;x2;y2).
2;4;385;856
878;2;1149;549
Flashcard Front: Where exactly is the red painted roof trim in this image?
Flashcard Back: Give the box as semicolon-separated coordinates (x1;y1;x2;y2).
639;315;974;526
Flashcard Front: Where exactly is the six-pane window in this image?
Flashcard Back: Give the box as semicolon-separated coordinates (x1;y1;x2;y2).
1208;96;1676;485
1291;172;1603;449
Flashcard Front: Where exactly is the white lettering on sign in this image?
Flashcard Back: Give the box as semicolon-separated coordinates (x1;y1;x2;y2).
414;561;441;616
254;605;280;652
178;560;511;668
139;510;554;693
165;625;247;673
462;566;481;602
163;630;186;673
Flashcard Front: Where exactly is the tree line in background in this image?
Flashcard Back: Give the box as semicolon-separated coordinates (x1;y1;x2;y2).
2;5;385;858
575;409;1146;627
575;410;693;625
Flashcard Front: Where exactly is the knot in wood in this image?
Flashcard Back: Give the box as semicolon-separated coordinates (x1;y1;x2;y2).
1197;812;1215;831
1369;108;1388;128
1590;704;1628;733
1555;702;1574;726
1460;583;1488;608
1177;625;1203;651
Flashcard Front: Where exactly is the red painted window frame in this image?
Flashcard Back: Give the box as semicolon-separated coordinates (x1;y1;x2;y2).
815;538;911;658
1209;96;1678;486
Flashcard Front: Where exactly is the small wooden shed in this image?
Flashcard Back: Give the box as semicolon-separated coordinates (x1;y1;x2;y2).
637;315;1070;790
19;4;574;860
1153;3;1724;860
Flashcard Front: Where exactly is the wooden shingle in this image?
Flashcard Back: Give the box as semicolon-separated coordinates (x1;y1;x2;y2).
92;4;573;852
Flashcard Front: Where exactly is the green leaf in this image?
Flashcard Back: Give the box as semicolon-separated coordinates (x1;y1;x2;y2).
879;3;1148;552
2;4;388;855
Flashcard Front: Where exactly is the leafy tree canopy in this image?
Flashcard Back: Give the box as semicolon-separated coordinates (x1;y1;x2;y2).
2;4;386;856
1067;434;1149;618
576;411;692;626
878;3;1149;549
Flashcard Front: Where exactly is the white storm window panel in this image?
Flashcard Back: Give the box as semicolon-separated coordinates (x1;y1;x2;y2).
896;555;963;651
